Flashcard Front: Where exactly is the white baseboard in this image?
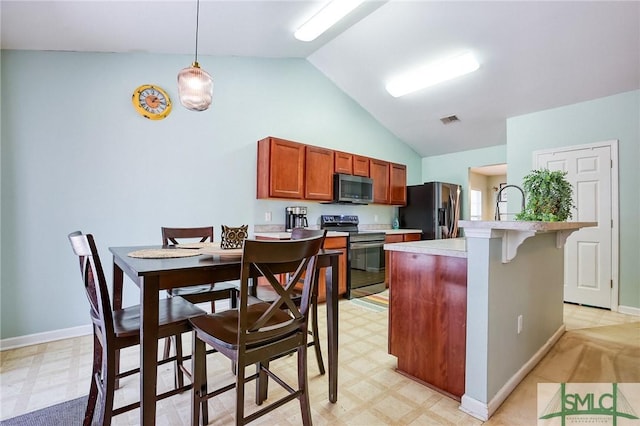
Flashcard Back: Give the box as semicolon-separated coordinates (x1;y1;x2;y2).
0;324;92;351
459;324;566;421
617;304;640;317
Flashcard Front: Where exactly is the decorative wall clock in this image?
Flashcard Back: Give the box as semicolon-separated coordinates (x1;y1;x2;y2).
132;84;172;120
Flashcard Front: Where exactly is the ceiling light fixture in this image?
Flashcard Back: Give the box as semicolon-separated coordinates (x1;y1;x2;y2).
386;52;480;98
294;0;365;42
177;0;213;111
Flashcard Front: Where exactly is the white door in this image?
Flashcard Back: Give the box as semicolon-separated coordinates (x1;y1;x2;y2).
534;141;618;309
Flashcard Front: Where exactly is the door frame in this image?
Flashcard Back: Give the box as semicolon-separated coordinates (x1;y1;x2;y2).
532;139;619;311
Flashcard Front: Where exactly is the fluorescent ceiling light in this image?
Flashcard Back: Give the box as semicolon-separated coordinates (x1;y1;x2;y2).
386;52;480;98
294;0;366;42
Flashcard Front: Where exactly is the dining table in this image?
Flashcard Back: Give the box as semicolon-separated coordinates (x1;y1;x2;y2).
109;244;341;426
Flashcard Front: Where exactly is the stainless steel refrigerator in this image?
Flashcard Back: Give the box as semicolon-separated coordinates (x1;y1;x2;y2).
398;182;462;240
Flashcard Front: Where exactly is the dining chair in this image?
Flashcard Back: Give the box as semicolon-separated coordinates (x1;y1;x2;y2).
68;231;205;426
255;228;327;375
161;226;239;375
189;235;325;426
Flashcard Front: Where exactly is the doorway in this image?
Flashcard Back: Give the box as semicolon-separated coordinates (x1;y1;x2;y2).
468;164;507;220
534;140;618;310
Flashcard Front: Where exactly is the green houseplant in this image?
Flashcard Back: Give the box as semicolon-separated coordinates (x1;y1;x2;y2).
515;169;574;222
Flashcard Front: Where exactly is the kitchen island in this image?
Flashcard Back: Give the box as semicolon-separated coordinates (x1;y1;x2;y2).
385;220;596;420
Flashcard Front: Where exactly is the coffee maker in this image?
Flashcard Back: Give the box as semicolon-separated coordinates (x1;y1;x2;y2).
285;206;309;231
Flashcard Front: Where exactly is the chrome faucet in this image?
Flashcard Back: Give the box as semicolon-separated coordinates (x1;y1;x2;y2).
495;184;525;220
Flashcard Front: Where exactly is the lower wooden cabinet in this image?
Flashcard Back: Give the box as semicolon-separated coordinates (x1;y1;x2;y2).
316;236;347;302
384;232;421;286
388;251;467;399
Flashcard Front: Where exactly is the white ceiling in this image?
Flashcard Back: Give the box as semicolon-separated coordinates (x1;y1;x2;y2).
2;1;639;157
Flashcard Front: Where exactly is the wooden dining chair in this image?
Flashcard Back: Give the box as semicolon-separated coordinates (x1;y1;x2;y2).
255;228;327;375
161;226;239;371
189;235;325;426
68;231;205;426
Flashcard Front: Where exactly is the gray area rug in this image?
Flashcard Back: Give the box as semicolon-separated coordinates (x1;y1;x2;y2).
0;396;96;426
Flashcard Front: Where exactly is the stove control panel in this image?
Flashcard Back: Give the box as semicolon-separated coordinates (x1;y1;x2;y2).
320;215;359;226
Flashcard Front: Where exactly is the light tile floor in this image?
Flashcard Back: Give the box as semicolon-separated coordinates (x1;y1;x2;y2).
0;300;637;425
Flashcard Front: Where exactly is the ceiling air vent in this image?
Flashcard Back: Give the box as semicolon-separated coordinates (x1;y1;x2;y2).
440;115;460;125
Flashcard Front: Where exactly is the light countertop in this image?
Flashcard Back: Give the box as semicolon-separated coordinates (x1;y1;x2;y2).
458;220;597;231
254;231;349;239
384;238;467;258
254;229;421;239
381;229;422;235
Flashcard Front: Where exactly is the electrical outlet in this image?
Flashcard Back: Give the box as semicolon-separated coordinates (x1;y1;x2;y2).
265;211;272;222
374;215;379;223
517;315;523;334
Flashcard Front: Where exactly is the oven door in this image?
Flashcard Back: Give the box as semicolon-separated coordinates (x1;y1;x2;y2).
348;240;386;298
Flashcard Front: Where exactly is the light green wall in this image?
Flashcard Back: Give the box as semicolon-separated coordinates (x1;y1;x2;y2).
422;145;507;220
507;90;640;310
0;50;421;339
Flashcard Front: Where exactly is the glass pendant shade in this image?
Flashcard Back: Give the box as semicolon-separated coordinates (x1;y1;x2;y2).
177;62;213;111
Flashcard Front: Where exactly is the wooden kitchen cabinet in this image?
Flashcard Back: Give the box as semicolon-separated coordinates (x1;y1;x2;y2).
257;136;406;205
370;159;390;204
257;137;305;199
390;163;407;205
305;146;334;201
353;155;370;177
334;151;353;175
384;232;421;286
316;235;348;302
388;251;467;399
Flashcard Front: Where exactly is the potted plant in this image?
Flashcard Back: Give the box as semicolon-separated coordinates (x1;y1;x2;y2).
515;169;574;222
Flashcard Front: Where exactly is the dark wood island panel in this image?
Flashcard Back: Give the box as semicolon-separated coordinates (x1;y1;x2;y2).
388;251;467;399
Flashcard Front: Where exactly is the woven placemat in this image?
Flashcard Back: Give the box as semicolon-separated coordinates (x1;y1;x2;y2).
127;249;202;259
175;242;215;249
199;244;243;258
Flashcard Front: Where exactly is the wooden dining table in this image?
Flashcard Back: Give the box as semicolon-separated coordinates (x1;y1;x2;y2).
109;244;341;426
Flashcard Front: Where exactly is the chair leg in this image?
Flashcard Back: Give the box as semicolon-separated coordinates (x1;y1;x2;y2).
192;335;208;426
84;332;101;426
174;333;185;389
297;345;312;426
162;336;173;361
255;361;269;405
310;297;325;375
235;362;245;426
101;347;116;426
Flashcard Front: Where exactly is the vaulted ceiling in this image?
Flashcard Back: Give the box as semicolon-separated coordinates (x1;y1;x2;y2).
2;1;639;157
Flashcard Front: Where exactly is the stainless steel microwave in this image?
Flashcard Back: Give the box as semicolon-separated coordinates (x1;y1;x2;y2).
333;174;374;204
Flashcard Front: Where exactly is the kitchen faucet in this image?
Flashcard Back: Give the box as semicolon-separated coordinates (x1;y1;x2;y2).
495;185;525;220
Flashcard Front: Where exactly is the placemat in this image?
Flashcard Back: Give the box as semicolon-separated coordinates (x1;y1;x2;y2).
199;243;243;258
174;242;216;249
127;248;202;259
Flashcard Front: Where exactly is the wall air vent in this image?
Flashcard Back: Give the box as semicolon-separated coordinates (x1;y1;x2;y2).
440;115;460;124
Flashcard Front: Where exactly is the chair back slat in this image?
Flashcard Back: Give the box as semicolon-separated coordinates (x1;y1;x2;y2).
238;236;324;346
161;226;214;245
68;231;115;337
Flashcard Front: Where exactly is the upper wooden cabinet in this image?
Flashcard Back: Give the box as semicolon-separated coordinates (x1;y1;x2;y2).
390;163;407;205
257;136;406;205
370;159;390;204
257;137;305;199
353;155;370;177
334;151;353;175
305;146;334;201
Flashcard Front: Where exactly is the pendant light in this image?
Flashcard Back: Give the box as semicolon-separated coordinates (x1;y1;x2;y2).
177;0;213;111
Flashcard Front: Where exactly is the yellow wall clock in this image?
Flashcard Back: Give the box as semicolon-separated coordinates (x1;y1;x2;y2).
132;84;172;120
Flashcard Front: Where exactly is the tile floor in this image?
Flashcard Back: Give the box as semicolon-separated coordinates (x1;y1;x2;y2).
0;299;637;425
